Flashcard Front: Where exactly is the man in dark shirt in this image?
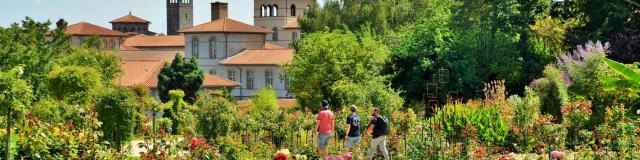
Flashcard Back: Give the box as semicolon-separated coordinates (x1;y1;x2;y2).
366;108;389;160
344;105;361;155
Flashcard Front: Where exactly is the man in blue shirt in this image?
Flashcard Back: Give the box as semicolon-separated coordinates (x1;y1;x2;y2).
344;105;361;155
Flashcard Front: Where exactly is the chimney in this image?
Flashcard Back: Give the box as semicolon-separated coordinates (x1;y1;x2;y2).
211;2;228;21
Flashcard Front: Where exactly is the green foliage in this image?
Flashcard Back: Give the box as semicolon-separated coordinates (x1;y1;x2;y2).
215;136;250;160
47;66;102;104
285;29;402;112
247;87;280;134
55;49;122;85
0;17;70;98
432;104;509;145
0;67;33;116
599;58;640;93
299;0;431;35
95;87;139;150
163;89;196;135
196;90;237;141
530;65;569;123
508;88;541;153
158;54;204;104
81;35;104;50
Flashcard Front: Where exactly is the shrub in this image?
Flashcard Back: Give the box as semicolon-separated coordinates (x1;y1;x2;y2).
163;89;196;135
216;136;250;160
530;65;569;123
95;87;139;150
47;66;102;104
196;91;237;141
508;87;540;153
432;103;509;145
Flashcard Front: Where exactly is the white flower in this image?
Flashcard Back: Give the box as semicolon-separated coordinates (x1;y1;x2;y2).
636;109;640;115
17;68;23;75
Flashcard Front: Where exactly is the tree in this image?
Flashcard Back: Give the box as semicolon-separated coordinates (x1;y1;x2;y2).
196;90;237;141
607;28;640;63
47;66;102;104
95;87;139;150
157;54;204;104
285;29;403;113
0;67;33;160
0;17;71;98
55;49;122;85
81;35;104;50
163;89;195;135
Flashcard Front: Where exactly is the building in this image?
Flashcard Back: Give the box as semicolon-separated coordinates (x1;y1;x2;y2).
254;0;314;48
115;50;240;98
63;22;127;50
167;0;193;35
180;2;294;99
110;12;156;35
120;34;184;51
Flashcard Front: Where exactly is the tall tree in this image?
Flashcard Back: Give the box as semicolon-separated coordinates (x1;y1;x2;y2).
0;17;71;98
157;54;204;104
0;67;33;160
55;49;122;85
285;29;403;113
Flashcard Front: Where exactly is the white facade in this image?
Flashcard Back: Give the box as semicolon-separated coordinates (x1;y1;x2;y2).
184;32;292;99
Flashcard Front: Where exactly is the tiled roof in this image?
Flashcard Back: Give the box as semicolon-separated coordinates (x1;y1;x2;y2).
116;50;184;62
237;99;298;108
110;14;151;24
116;50;239;88
122;34;184;47
283;21;300;29
65;22;126;37
263;42;285;49
220;49;294;66
179;18;272;34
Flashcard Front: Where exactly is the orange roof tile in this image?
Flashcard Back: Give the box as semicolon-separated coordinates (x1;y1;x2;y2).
263;42;285;49
123;34;185;47
116;50;238;88
116;50;184;62
110;14;151;24
179;18;272;34
65;22;126;37
220;49;294;66
283;21;300;29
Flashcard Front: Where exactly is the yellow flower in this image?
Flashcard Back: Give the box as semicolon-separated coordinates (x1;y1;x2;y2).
52;127;61;136
78;132;85;141
0;129;6;136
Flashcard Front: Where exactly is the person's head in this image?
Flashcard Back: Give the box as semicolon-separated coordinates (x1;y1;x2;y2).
371;107;380;116
321;100;329;110
349;105;357;114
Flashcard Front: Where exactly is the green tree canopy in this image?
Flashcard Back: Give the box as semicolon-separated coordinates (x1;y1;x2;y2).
285;29;403;113
81;35;104;50
47;66;102;104
55;49;122;85
0;17;71;98
157;54;204;104
196;90;237;141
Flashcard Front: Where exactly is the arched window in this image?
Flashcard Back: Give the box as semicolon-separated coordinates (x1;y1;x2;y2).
272;27;278;41
291;5;296;16
272;5;278;16
261;5;266;17
266;5;271;17
209;37;216;59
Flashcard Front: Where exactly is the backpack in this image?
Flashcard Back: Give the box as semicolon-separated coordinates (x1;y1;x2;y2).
377;115;390;135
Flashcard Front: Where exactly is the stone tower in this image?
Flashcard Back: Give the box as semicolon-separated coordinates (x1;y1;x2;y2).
167;0;193;35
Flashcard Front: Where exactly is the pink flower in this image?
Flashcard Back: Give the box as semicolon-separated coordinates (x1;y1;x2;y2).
550;151;565;158
344;152;352;159
416;125;423;131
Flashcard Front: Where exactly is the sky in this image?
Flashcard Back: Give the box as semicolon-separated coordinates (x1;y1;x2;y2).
1;0;324;34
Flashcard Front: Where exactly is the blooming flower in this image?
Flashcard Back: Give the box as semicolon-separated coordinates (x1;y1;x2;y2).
415;125;423;131
344;152;352;159
550;151;565;158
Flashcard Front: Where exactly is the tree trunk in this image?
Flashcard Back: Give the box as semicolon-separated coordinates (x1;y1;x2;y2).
5;107;12;160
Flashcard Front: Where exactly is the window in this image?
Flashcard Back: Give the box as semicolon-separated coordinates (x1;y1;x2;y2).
228;70;236;81
261;5;267;17
272;5;278;16
246;70;254;89
292;32;298;40
284;75;290;90
272;27;278;41
192;38;199;58
266;5;271;16
291;5;296;16
265;70;273;87
209;37;216;59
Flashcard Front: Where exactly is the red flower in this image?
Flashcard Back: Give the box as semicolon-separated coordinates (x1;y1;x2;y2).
611;135;617;141
190;137;207;149
592;131;597;137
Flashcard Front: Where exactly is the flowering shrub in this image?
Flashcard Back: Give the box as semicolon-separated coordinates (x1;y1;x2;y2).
433;103;509;145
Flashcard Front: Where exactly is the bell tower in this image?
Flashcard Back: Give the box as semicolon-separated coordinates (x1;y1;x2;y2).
167;0;193;35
